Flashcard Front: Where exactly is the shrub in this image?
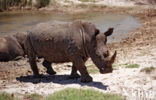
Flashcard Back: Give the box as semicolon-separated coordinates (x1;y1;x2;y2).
36;0;50;8
0;0;51;11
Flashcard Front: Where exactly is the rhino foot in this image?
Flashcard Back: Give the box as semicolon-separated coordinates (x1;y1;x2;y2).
33;74;44;78
69;73;80;79
81;75;93;83
46;70;56;75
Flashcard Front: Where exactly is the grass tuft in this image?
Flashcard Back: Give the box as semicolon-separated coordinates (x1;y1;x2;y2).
46;88;125;100
126;64;139;68
141;66;155;73
87;64;96;68
88;68;99;74
0;93;18;100
24;93;43;100
87;64;98;74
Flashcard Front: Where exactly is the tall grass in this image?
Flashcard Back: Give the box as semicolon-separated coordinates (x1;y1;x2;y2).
0;0;27;11
0;0;50;11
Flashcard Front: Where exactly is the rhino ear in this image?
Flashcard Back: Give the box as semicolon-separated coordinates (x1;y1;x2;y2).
104;27;114;36
95;29;100;37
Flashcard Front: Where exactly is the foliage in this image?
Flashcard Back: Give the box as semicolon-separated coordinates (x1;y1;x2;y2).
0;0;27;11
0;0;50;11
141;66;155;73
126;64;139;68
87;64;99;74
0;89;125;100
50;0;57;5
88;68;99;74
24;93;43;100
46;88;125;100
36;0;50;8
0;93;18;100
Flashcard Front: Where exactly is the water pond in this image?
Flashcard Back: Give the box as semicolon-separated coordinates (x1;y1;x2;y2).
0;11;141;42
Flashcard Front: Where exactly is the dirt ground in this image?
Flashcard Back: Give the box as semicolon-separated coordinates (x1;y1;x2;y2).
0;4;156;100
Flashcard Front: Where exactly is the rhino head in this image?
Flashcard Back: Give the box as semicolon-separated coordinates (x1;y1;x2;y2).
89;28;116;74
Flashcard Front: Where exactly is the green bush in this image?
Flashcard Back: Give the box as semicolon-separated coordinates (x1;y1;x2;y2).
36;0;50;8
0;0;26;11
0;0;50;11
46;88;125;100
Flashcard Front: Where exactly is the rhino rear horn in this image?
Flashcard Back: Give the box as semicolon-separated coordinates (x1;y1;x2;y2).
104;27;114;36
110;51;117;64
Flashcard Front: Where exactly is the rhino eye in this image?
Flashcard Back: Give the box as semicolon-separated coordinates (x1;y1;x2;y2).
103;50;109;58
103;53;108;58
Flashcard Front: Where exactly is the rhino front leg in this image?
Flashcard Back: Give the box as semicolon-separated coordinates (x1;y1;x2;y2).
42;60;56;75
69;64;80;79
72;56;92;82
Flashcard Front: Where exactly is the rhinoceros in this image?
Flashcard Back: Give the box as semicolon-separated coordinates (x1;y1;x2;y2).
13;32;27;53
0;33;25;61
0;32;54;71
24;20;116;82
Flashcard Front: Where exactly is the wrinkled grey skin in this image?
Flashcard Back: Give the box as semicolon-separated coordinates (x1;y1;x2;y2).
0;34;24;61
0;32;54;72
24;20;116;82
13;32;27;53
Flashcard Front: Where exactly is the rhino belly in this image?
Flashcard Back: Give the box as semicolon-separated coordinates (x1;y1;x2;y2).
32;40;71;63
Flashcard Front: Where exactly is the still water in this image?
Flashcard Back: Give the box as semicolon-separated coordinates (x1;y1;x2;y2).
0;11;141;42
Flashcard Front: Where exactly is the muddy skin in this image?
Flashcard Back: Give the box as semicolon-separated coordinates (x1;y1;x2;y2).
0;35;24;61
0;32;27;61
24;20;116;82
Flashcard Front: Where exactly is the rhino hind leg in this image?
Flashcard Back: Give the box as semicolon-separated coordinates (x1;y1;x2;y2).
25;37;40;77
72;56;92;83
69;64;80;79
28;53;40;77
42;60;56;75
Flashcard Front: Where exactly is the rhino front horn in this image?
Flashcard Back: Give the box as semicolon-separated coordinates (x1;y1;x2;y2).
110;51;117;64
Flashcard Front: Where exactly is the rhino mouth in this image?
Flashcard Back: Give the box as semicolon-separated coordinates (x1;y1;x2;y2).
99;51;117;74
99;67;112;74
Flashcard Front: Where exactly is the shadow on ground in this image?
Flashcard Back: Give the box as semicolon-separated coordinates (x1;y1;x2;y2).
16;74;108;90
